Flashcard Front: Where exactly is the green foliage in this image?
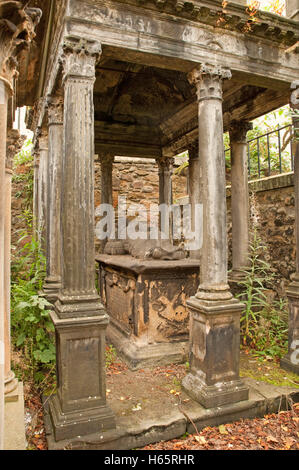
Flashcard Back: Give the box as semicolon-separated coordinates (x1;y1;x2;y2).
13;138;33;166
105;344;117;368
236;228;288;360
11;221;55;383
12;138;34;209
236;229;274;344
252;300;288;360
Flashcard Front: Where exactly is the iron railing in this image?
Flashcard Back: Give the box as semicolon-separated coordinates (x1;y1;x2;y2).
225;124;294;180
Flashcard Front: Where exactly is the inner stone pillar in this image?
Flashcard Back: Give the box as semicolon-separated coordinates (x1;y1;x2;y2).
43;96;63;302
37;131;48;253
281;83;299;375
32;150;40;237
100;153;114;250
188;144;201;259
156;156;174;239
182;64;249;408
229;121;252;280
49;37;115;442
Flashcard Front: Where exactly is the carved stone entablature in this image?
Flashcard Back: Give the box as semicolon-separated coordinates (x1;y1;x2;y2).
118;0;299;46
189;64;231;101
0;2;42;89
47;95;64;126
229;120;253;143
6;129;26;170
61;37;102;82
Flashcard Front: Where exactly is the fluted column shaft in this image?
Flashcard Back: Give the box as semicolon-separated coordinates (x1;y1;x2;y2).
156;156;174;239
188;145;200;259
37;132;48;253
229;121;252;280
182;64;248;409
43;97;63;302
193;65;232;300
49;38;115;442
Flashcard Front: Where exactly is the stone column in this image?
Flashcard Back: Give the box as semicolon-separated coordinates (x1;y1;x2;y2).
281;83;299;375
156;156;174;239
37;131;48;253
4;130;24;397
182;64;249;408
32;150;40;237
49;37;115;442
188;144;201;259
229;121;252;280
43;96;63;302
0;78;9;450
99;153;114;250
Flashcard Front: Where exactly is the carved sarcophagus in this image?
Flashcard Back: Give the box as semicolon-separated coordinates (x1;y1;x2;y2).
96;254;200;369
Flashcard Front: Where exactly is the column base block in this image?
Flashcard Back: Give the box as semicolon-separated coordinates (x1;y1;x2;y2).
49;394;116;442
5;371;19;400
182;373;249;408
43;277;62;303
280;355;299;376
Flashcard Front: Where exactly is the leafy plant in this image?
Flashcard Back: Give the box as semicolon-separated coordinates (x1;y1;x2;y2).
236;228;274;345
105;344;117;368
11;224;55;382
235;225;289;361
253;299;288;360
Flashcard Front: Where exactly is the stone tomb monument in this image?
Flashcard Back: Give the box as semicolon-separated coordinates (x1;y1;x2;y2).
97;237;200;368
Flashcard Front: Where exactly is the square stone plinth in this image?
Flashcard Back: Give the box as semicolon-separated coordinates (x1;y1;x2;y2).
182;296;249;408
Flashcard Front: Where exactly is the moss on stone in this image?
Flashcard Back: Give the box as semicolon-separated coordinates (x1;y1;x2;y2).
240;351;299;388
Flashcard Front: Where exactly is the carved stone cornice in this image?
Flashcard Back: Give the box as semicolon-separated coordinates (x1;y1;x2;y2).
61;37;102;82
0;2;42;89
229;120;253;143
116;0;299;47
188;64;231;101
5;129;26;170
47;95;64;126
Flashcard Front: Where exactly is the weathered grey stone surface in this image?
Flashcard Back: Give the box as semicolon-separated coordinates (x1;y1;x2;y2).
229;120;252;280
43;376;299;450
97;254;199;368
43;95;63;302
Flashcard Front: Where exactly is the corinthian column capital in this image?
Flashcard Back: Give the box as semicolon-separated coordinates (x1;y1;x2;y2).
61;37;102;82
156;156;175;173
188;63;231;101
47;95;64;126
229;120;253;143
